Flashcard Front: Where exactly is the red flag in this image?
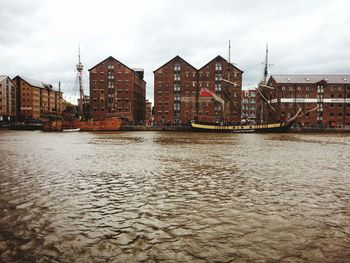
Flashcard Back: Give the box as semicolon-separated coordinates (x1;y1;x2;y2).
199;88;213;97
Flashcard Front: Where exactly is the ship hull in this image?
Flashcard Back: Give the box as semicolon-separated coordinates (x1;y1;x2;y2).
9;123;44;131
75;119;123;131
190;122;292;133
44;119;123;132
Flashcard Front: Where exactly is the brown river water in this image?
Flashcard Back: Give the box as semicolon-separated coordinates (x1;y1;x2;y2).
0;130;349;263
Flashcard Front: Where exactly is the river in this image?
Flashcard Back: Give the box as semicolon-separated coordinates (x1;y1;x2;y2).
0;131;349;262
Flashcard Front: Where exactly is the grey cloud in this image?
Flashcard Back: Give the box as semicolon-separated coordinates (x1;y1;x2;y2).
0;0;350;104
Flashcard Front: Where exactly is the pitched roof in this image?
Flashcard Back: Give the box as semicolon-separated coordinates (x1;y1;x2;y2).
153;55;197;73
89;56;129;71
13;75;60;91
1;75;23;89
89;56;146;83
199;55;243;72
0;75;7;82
270;74;350;84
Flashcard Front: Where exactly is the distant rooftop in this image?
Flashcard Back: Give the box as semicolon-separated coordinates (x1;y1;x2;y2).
17;76;60;92
133;68;144;79
271;74;350;84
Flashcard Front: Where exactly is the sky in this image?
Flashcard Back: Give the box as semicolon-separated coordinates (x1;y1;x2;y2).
1;0;350;104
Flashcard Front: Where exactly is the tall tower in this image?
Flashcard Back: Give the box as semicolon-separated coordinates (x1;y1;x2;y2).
77;45;84;118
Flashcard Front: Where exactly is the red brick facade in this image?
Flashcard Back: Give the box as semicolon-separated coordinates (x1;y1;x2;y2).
153;56;197;124
241;89;257;121
258;75;350;128
153;55;242;124
0;76;17;122
89;57;146;122
145;99;152;123
13;76;62;121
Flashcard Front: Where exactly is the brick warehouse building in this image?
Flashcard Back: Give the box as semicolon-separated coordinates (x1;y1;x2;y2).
241;89;257;122
13;76;62;121
89;56;146;122
153;55;243;124
145;99;152;125
257;75;350;128
153;56;197;124
0;75;17;122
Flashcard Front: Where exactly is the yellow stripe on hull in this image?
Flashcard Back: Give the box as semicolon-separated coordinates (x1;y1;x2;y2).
191;122;284;131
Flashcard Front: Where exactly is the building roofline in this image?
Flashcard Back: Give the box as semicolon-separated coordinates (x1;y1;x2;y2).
12;75;62;93
269;74;350;84
89;56;146;82
153;55;197;73
0;75;17;87
198;55;243;73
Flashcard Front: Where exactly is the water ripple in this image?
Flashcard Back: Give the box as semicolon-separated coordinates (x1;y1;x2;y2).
0;130;350;262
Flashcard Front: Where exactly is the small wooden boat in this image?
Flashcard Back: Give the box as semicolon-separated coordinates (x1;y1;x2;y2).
62;128;80;132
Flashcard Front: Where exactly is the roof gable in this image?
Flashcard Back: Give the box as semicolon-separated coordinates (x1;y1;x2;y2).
153;55;197;73
89;56;146;83
199;55;243;72
89;56;132;72
0;75;16;86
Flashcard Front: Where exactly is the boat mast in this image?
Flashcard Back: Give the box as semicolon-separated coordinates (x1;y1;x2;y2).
260;44;270;123
77;44;84;119
263;43;269;85
228;40;231;64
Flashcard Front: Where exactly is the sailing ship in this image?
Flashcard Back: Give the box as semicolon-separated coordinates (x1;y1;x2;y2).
190;43;302;133
44;48;123;132
191;109;300;133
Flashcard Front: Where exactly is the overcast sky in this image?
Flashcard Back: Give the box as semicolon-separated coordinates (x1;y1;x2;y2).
1;0;349;103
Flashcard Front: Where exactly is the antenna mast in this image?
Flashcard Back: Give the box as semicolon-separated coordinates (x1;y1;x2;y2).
77;44;84;119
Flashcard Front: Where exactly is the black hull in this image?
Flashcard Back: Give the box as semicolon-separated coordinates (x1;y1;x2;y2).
190;122;293;133
9;123;44;131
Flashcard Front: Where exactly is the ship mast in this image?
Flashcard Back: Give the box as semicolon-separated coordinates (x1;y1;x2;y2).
228;40;231;64
77;45;84;119
259;43;272;124
263;43;269;85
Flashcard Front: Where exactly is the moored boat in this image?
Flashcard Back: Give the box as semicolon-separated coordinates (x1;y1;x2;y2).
44;118;123;132
9;122;44;131
44;47;124;132
62;128;80;132
191;121;292;133
74;118;123;131
191;108;301;133
43;120;63;131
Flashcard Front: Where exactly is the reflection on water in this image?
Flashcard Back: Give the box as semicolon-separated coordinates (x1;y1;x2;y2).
0;131;350;262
